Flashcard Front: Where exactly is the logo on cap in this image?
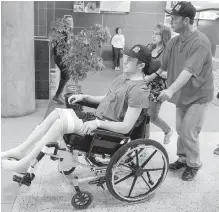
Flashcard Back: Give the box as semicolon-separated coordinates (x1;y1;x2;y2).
175;4;181;11
132;46;140;53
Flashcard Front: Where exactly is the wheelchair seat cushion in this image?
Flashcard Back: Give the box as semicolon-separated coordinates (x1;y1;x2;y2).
63;132;123;155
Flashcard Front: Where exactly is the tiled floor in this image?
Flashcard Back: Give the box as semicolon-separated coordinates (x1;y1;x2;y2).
1;68;219;212
6;132;219;212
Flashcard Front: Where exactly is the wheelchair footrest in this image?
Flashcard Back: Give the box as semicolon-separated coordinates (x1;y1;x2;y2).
46;142;65;161
88;176;106;190
13;173;35;186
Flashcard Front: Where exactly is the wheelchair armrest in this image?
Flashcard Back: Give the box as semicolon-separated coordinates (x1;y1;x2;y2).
73;100;99;109
64;93;99;109
92;128;128;139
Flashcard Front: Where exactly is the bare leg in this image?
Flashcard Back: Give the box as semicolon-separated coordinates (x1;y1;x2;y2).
1;109;84;173
1;110;60;159
1;119;63;173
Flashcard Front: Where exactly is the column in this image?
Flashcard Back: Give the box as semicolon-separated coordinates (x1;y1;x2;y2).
2;1;35;117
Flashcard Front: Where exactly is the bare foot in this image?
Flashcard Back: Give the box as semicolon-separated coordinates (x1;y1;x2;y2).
1;147;26;160
1;159;29;173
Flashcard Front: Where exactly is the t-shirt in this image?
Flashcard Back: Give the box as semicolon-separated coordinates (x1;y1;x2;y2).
94;75;149;122
111;34;125;49
161;30;214;106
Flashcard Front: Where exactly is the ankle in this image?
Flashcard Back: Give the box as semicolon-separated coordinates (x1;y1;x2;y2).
165;126;173;135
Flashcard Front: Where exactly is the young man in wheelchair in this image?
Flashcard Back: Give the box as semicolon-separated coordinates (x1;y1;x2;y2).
1;44;160;174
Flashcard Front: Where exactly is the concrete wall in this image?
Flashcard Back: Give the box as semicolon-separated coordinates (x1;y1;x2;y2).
34;1;219;58
34;1;166;61
33;1;166;99
1;1;35;117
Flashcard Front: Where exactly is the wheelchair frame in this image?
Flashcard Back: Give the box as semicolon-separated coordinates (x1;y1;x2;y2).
13;93;169;210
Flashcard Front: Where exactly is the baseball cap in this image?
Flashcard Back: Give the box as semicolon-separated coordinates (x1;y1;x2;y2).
165;1;196;20
122;44;151;64
122;44;161;74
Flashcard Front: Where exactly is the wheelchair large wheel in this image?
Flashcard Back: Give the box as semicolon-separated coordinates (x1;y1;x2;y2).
105;139;169;202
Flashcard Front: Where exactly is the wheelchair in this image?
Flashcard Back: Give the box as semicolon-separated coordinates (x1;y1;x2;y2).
12;93;169;210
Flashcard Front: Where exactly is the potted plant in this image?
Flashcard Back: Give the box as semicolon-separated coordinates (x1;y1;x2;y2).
49;19;111;93
63;24;111;88
49;17;74;60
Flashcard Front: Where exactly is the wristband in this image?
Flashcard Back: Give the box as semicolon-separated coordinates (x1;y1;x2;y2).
96;119;100;128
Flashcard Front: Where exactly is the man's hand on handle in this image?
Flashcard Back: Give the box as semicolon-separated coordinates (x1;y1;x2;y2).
157;89;173;102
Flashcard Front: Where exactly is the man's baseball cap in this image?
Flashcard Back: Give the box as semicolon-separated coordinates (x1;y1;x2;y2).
164;1;196;20
122;44;161;74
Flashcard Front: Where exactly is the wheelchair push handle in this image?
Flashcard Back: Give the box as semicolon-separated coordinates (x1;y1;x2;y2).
69;97;76;105
64;93;79;104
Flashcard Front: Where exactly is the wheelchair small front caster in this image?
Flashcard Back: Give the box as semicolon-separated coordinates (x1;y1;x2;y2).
71;191;93;210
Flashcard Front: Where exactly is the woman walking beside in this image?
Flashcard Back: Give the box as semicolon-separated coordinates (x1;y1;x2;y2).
146;23;173;144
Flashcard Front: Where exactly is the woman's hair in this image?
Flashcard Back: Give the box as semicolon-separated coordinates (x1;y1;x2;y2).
154;23;172;48
115;27;122;34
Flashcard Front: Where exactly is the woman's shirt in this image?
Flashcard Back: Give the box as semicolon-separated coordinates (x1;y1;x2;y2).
147;44;167;103
111;34;125;49
147;43;163;60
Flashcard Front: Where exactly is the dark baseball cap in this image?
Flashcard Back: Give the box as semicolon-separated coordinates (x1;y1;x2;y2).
165;1;196;20
122;44;151;64
122;44;161;74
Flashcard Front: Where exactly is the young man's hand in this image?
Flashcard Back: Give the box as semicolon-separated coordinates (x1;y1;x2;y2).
80;120;98;135
157;89;173;102
68;94;87;104
160;72;167;79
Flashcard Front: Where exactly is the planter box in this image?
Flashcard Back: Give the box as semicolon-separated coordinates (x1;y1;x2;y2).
66;84;82;94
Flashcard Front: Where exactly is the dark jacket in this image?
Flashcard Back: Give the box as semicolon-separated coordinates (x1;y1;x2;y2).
53;31;68;66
